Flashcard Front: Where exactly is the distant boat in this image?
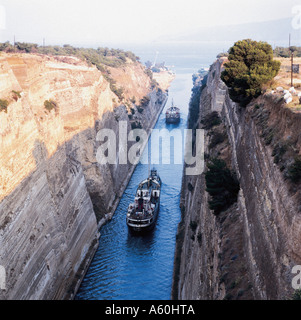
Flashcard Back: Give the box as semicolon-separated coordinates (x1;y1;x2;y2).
126;169;161;233
165;99;180;124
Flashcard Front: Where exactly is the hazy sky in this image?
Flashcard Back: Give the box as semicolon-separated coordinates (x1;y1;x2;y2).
0;0;299;46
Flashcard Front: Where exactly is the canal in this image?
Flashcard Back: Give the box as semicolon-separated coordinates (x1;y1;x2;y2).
75;48;211;300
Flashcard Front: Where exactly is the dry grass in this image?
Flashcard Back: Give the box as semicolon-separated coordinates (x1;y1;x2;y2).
270;57;301;112
274;57;301;88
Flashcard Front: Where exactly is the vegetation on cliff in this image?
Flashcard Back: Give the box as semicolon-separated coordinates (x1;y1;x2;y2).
0;42;139;67
0;99;9;112
201;111;222;130
188;70;208;129
221;39;280;106
44;99;57;112
205;158;240;215
274;46;301;58
251;100;301;187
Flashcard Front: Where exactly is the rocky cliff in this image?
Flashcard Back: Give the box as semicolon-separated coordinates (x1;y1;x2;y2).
0;53;168;299
173;58;301;300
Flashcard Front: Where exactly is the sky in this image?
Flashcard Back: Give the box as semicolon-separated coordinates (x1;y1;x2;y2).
0;0;300;46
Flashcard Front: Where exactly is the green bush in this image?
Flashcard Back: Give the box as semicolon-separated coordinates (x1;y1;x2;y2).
274;46;301;58
0;99;9;112
16;42;38;53
221;39;281;106
205;158;240;215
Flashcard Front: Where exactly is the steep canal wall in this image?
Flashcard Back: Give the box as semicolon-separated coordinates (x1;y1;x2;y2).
0;53;169;299
174;57;301;300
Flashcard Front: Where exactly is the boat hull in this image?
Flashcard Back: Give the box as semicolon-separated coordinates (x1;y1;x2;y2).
127;200;160;233
165;116;180;124
126;169;161;234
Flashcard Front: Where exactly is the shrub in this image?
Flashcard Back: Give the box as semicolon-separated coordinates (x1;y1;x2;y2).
272;142;288;164
221;39;281;106
16;42;38;53
292;289;301;300
0;99;9;112
144;68;153;79
189;221;198;232
139;96;150;108
12;90;22;102
111;85;124;101
131;121;142;130
188;182;194;192
151;79;159;89
197;232;202;245
0;42;139;69
202;111;222;130
44;99;57;112
12;90;21;99
209;131;226;149
205;158;240;215
188;85;201;130
288;156;301;183
261;127;274;145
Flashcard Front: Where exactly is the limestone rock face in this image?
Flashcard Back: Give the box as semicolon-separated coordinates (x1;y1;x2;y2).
0;53;168;299
175;58;301;300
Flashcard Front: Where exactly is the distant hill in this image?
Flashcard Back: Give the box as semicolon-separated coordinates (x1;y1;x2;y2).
158;17;300;47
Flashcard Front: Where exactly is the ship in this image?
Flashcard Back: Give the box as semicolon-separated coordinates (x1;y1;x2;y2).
126;169;161;233
165;99;180;124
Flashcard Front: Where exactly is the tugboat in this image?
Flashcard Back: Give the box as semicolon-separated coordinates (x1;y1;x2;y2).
126;169;161;233
165;99;180;124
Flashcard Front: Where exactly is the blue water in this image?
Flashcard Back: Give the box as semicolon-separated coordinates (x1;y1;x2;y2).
75;45;212;300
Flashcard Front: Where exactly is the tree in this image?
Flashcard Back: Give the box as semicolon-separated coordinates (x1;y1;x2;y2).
221;39;281;106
